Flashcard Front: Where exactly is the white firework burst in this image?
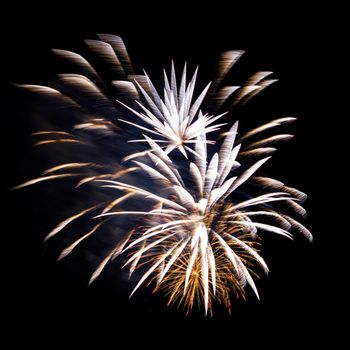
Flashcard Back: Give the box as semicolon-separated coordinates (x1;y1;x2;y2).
117;63;227;158
14;34;312;315
95;119;311;314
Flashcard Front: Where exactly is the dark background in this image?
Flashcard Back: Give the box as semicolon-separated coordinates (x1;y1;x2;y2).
3;3;340;347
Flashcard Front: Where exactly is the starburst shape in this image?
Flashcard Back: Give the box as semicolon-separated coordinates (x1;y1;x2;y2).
96;121;311;314
13;34;312;315
117;63;227;158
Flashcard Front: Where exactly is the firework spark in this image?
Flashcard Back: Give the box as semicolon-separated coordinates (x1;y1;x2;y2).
94;121;311;314
15;34;311;315
117;63;227;158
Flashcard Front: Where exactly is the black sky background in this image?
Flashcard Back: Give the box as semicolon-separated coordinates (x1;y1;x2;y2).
3;3;340;347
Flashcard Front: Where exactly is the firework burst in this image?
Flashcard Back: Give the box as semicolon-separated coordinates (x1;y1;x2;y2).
15;34;312;315
117;63;226;158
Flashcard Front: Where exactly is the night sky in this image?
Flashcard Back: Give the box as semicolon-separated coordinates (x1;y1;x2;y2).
3;3;339;347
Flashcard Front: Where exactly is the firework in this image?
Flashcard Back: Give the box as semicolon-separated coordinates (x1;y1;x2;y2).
117;63;227;158
15;35;311;315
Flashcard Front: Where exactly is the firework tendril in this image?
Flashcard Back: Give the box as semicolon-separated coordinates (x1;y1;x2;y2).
15;35;312;315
